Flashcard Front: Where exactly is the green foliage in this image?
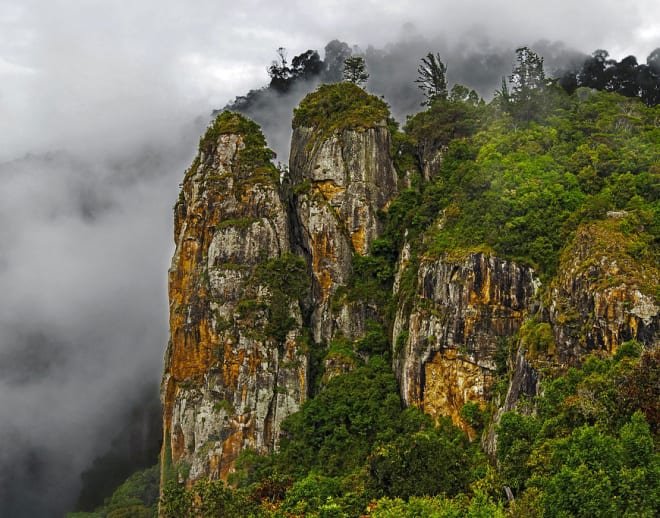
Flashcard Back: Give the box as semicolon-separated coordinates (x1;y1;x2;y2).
449;83;480;104
368;492;507;518
104;465;159;514
265;47;323;93
67;465;160;518
416;52;448;105
229;449;289;491
160;478;265;518
346;252;393;310
618;348;660;435
497;351;660;516
531;416;660;517
161;432;177;487
279;474;343;516
250;252;310;343
213;399;235;414
275;357;402;477
404;97;484;172
355;320;389;355
367;420;473;499
399;89;659;278
390;128;419;176
292;178;311;194
497;413;541;491
224;368;485;515
292;82;389;144
196;479;264;517
254;252;310;300
506;46;550;123
614;339;643;362
236;298;267;321
519;319;556;358
460;402;486;433
561;48;660;107
160;482;193;518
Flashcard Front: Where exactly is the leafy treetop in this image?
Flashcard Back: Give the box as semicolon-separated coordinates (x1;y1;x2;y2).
506;46;550;122
267;47;323;92
560;47;660;106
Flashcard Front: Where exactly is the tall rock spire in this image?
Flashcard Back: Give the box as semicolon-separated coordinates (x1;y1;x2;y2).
288;82;398;344
161;112;308;487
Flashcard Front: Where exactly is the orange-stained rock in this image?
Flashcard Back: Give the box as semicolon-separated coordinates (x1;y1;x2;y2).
350;224;366;256
160;114;308;492
549;221;659;361
315;180;345;202
393;253;539;430
289;124;398;343
423;350;487;439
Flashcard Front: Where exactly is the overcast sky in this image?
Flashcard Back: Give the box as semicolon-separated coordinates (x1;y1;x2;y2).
2;0;659;159
0;1;658;515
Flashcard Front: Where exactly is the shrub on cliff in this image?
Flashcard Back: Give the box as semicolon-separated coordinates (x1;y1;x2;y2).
196;111;278;182
292;82;390;143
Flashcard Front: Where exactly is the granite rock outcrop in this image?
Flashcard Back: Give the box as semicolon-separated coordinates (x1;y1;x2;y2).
161;113;308;486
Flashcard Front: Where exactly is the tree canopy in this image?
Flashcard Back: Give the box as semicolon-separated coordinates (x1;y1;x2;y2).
507;46;549;122
343;55;369;85
415;52;448;105
267;47;323;93
561;47;660;106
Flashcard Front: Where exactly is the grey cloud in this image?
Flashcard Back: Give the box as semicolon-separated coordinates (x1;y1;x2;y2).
0;130;201;515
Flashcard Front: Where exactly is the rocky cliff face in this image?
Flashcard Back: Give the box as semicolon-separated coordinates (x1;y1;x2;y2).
549;219;659;361
161;89;659;493
161;113;308;486
482;217;659;453
161;90;399;486
289;123;398;344
392;253;539;432
391;232;658;445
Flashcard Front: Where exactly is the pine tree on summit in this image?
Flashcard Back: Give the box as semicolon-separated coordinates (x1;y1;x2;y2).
416;52;448;105
510;47;546;101
508;46;548;122
343;55;369;85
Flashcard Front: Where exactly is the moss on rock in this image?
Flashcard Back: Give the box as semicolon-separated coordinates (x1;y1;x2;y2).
198;111;278;183
292;82;390;144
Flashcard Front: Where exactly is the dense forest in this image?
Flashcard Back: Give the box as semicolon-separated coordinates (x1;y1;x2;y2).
69;45;659;517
